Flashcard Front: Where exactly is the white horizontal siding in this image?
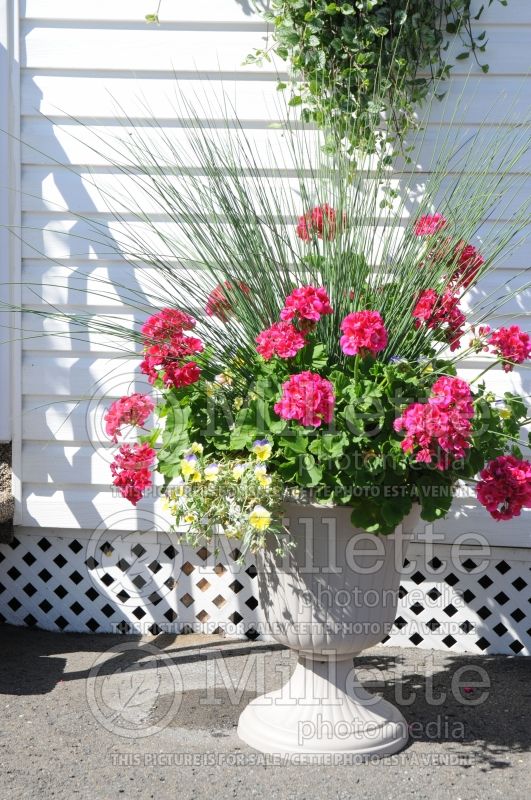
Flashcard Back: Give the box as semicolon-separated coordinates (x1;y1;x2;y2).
21;73;531;122
22;26;274;72
21;0;270;24
22;0;530;26
21;23;531;75
21;169;531;216
18;217;531;277
16;0;531;542
18;485;531;549
19;120;531;172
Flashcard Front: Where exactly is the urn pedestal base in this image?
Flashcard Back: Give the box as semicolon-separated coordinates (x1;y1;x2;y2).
237;656;408;761
237;503;418;761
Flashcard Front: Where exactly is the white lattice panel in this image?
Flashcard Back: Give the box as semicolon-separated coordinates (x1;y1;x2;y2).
382;543;530;655
0;531;260;639
0;533;529;655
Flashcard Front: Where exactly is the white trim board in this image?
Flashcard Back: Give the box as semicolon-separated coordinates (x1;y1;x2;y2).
0;0;21;446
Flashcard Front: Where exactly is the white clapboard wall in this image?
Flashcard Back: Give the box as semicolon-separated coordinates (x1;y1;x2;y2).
7;0;531;546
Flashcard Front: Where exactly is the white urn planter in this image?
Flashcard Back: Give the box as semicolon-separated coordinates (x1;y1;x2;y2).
237;502;419;760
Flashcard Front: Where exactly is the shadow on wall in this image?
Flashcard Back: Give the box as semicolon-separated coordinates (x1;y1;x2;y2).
19;71;156;532
234;0;270;14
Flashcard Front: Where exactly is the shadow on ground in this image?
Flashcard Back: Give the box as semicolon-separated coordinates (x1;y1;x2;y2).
0;623;529;771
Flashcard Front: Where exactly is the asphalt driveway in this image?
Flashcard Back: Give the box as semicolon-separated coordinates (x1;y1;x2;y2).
0;624;529;800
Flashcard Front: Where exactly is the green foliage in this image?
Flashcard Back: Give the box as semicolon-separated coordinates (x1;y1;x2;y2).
155;343;531;536
145;0;161;25
248;0;504;157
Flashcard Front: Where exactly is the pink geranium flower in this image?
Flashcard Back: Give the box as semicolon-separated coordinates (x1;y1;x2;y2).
205;281;251;321
412;289;465;351
450;241;485;289
162;361;201;388
476;455;531;520
296;204;342;241
412;288;438;323
340;310;388;357
280;286;333;325
256;321;307;360
104;393;155;443
394;376;474;470
110;442;156;506
420;237;484;291
414;213;447;236
140;309;204;388
430;375;474;414
488;326;531;372
274;371;335;427
141;308;196;343
140;338;203;387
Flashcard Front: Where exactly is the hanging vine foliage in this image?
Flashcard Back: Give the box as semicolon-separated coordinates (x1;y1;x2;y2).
245;0;507;160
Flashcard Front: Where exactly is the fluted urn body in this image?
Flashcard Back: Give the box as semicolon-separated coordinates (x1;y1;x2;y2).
237;502;419;760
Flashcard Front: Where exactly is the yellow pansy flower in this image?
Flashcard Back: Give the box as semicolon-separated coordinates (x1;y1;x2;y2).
254;465;272;488
252;439;272;461
249;505;272;531
232;463;246;480
180;455;199;477
204;463;220;481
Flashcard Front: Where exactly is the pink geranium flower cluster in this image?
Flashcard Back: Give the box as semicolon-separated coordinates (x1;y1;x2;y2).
274;371;335;427
414;213;447;237
141;308;195;340
418;223;484;291
488;326;531;372
140;307;203;389
162;361;202;388
280;286;333;325
110;442;156;506
256;320;307;360
394;376;474;469
430;375;474;419
296;204;340;241
104;393;155;443
340;310;388;357
205;280;251;322
412;289;465;351
476;455;531;520
450;241;485;289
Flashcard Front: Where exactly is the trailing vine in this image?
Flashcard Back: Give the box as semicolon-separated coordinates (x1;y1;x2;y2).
245;1;507;160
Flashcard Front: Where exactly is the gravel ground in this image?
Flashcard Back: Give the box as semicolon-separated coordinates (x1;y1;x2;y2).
0;442;13;542
0;624;529;800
